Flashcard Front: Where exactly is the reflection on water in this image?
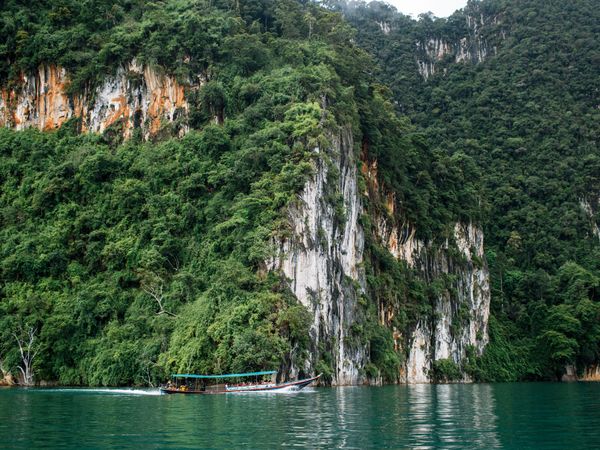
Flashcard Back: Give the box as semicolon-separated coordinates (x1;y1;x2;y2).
0;383;599;449
408;384;501;448
471;384;501;448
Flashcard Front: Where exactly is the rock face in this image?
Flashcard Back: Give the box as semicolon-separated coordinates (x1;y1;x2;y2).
269;128;368;386
271;129;490;385
562;364;578;382
582;364;600;381
580;197;600;241
0;65;72;131
363;153;490;383
563;364;600;382
377;20;391;35
0;61;188;139
0;363;14;386
376;215;490;382
3;65;491;386
416;8;505;79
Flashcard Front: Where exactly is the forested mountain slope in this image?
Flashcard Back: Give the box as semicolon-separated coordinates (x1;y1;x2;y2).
342;0;600;380
0;0;486;385
2;0;595;386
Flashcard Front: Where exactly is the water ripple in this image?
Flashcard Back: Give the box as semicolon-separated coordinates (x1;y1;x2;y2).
0;383;599;449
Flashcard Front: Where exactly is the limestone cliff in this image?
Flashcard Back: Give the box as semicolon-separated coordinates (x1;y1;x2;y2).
270;130;490;385
391;222;489;383
563;364;600;382
0;362;14;386
363;158;490;383
268;128;368;385
0;61;188;139
580;197;600;242
2;66;490;386
582;365;600;381
415;5;506;79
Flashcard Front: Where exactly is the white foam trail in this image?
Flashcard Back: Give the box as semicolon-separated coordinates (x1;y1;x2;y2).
100;389;162;396
36;388;163;396
229;386;316;395
271;386;301;393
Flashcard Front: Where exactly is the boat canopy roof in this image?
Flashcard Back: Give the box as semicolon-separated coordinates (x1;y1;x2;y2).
171;370;277;379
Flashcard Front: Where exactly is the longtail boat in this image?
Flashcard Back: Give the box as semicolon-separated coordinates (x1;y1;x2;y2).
159;371;320;394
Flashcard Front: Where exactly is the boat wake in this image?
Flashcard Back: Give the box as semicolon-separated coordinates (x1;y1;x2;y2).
35;388;163;396
231;386;316;395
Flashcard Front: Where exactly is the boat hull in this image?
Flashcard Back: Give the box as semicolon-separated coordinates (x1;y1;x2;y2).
160;375;320;395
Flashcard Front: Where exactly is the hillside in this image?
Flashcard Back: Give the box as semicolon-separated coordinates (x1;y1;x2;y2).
0;0;485;385
342;0;600;380
1;0;596;386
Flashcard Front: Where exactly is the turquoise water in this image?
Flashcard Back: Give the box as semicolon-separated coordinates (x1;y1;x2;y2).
1;383;598;449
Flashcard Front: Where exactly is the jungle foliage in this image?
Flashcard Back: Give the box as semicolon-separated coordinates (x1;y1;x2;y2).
0;0;481;385
0;0;350;385
2;0;597;385
343;0;600;380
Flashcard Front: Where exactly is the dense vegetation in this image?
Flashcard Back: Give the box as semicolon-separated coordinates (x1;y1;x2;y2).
0;0;352;385
343;0;600;380
0;0;482;385
0;113;321;385
2;0;597;385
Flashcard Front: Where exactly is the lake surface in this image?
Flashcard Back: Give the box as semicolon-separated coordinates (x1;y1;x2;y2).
1;383;598;449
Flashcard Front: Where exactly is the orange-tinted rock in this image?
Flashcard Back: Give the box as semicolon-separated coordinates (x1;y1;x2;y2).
582;364;600;381
144;66;187;136
1;65;72;130
1;62;189;139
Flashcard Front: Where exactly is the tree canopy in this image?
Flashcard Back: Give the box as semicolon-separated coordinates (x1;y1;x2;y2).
344;0;600;380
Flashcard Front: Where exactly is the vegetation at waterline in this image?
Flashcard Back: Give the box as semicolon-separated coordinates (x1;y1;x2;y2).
0;123;317;385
